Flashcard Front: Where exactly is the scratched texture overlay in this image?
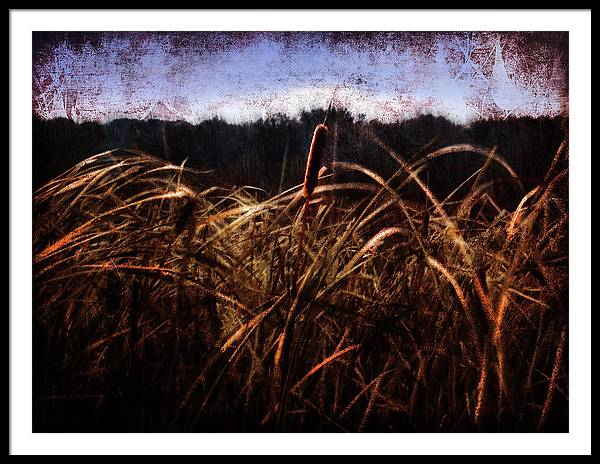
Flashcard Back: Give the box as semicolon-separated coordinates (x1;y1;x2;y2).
33;32;568;124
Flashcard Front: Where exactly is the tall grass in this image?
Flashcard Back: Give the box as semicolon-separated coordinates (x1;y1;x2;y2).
33;124;568;432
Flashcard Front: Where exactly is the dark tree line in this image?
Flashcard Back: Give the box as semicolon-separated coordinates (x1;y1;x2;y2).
33;109;566;208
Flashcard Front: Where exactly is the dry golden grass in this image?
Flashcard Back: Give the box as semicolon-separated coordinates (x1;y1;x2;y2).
33;125;568;432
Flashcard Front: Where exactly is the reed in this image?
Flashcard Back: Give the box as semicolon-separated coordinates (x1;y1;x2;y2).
33;118;568;432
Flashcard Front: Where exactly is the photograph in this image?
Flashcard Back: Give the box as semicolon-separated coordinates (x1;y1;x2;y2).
9;9;591;455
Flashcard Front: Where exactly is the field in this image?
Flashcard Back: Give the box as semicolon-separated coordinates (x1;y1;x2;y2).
32;117;569;432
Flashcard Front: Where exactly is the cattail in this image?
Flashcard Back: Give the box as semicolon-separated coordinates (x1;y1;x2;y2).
302;124;329;198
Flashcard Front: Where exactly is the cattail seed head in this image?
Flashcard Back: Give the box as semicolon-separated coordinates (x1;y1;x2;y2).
302;124;329;198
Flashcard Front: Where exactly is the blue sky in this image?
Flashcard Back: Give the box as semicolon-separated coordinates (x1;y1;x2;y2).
32;32;568;124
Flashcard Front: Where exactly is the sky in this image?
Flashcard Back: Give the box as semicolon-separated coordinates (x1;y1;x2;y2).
32;32;568;125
